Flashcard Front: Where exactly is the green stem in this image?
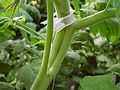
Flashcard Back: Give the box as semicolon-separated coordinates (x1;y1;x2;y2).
15;21;45;40
70;9;116;32
13;24;33;36
105;0;112;10
30;0;54;90
48;0;70;69
48;27;74;77
48;30;65;68
13;24;29;43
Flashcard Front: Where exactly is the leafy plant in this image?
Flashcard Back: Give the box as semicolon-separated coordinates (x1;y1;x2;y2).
0;0;120;90
80;75;118;90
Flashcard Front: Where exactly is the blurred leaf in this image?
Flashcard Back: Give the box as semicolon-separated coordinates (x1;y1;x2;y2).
25;4;41;22
87;0;92;5
116;82;120;90
0;63;13;75
71;0;81;15
106;64;120;74
0;17;11;31
17;65;36;90
60;66;74;76
30;59;41;74
90;19;120;43
11;39;25;53
0;74;6;81
6;68;19;83
0;0;19;18
94;2;107;11
0;50;9;62
18;8;33;21
72;76;81;83
66;51;80;62
0;28;15;50
26;22;36;30
114;0;120;20
0;81;15;90
73;32;94;45
97;54;114;67
80;75;119;90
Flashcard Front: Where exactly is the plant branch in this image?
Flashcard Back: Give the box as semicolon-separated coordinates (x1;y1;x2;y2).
105;0;112;10
70;9;116;32
13;24;32;35
30;0;54;89
15;21;45;40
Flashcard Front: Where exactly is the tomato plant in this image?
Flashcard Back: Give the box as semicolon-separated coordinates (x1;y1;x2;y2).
0;0;120;90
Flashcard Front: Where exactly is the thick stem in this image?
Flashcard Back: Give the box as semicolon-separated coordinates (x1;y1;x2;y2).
48;27;74;78
70;9;116;31
30;0;54;90
34;27;75;90
48;30;65;68
48;0;70;69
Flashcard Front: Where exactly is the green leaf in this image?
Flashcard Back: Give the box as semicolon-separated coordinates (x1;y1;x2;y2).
30;59;41;74
0;63;13;75
80;75;119;90
71;0;81;14
6;68;19;83
17;65;36;90
106;64;120;74
0;3;4;13
73;32;94;45
18;8;33;21
59;66;74;76
87;0;92;5
89;19;120;43
25;4;41;22
66;51;80;61
106;19;120;42
11;40;25;53
114;0;120;20
116;82;120;90
0;0;20;18
0;17;11;31
97;54;114;67
0;29;15;50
